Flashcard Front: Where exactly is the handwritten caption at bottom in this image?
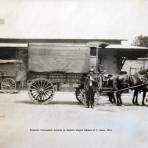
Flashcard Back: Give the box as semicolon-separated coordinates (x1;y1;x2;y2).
30;128;112;132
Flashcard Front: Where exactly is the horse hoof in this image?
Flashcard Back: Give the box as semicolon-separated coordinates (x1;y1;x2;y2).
132;100;135;104
117;103;121;106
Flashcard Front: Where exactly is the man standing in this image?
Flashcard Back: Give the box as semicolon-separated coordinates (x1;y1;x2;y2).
85;68;97;108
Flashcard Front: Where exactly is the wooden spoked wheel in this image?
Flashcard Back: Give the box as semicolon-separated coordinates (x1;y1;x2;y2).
75;88;85;104
28;78;55;104
144;97;148;106
82;92;87;106
94;91;100;105
1;78;16;90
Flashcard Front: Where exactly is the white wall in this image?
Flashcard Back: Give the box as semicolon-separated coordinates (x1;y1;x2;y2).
122;60;148;75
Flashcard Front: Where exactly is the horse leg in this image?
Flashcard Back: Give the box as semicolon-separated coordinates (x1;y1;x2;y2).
132;90;136;104
119;93;122;105
108;92;113;104
142;91;146;106
111;93;116;104
108;95;112;103
112;93;116;104
135;90;139;105
132;89;138;105
116;92;121;106
115;93;119;105
117;92;122;105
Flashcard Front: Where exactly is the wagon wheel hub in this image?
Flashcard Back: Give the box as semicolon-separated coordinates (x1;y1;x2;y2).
5;83;10;87
38;88;44;94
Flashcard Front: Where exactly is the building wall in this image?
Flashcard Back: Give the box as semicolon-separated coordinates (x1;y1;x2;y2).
122;60;148;75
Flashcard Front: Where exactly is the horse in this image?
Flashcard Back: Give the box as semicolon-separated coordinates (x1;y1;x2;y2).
106;75;117;104
106;73;129;106
108;71;148;106
129;71;148;106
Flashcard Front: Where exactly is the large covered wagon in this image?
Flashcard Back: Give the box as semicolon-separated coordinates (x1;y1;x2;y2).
27;42;105;104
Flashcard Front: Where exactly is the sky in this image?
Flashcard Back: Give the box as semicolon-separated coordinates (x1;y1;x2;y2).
0;0;148;44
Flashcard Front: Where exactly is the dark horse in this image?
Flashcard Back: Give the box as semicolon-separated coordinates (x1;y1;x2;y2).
129;71;148;106
108;70;148;106
105;71;131;106
108;74;129;105
106;75;117;104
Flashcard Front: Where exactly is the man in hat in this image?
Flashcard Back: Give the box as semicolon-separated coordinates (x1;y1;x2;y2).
85;68;97;108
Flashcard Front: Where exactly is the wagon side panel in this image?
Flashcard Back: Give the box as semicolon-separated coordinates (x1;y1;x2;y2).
28;43;90;73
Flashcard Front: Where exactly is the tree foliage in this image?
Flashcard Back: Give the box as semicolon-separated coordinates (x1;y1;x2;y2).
134;35;148;47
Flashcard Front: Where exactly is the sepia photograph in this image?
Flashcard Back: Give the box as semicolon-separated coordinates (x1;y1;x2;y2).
0;0;148;148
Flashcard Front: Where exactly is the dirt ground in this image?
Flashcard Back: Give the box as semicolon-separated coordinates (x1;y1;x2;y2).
0;91;148;148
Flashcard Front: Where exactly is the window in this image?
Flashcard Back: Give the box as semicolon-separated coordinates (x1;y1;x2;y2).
0;48;17;59
90;47;97;56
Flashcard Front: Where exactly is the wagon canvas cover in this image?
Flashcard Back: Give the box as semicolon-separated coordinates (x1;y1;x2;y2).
28;44;89;73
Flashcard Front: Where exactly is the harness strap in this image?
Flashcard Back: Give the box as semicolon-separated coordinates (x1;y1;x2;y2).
114;83;148;93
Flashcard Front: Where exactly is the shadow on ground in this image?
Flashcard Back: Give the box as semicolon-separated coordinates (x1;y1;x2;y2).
15;100;81;106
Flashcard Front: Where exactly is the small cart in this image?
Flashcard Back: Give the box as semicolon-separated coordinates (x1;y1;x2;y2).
0;59;22;91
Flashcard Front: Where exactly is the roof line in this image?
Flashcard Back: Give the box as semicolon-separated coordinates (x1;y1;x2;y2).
0;38;127;45
0;37;127;40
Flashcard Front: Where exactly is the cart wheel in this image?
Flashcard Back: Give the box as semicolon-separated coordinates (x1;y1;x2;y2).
1;78;16;90
94;91;100;105
28;78;55;104
144;97;148;106
75;88;85;104
82;92;87;106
